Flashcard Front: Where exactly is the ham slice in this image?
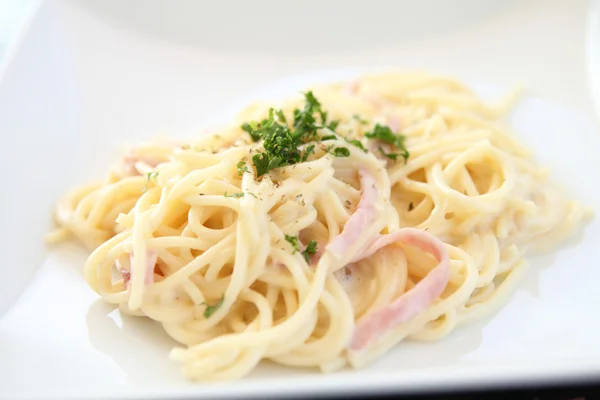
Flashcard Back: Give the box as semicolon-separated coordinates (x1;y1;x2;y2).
388;115;401;133
324;168;450;350
118;252;158;288
122;151;163;176
343;81;359;95
349;228;450;350
121;141;181;176
326;169;379;259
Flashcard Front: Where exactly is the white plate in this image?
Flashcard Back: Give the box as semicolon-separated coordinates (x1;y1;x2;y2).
2;3;600;400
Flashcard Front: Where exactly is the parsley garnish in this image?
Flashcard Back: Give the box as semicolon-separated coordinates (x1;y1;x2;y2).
224;192;244;198
237;161;249;176
365;124;409;162
332;147;350;157
293;91;326;140
301;144;315;162
301;240;318;263
285;234;300;253
252;152;284;177
202;296;224;318
321;134;337;141
352;114;369;125
244;108;301;177
325;144;350;157
142;171;159;192
275;109;287;123
240;92;342;177
241;122;261;142
285;235;317;262
345;138;367;152
327;120;340;131
378;146;402;161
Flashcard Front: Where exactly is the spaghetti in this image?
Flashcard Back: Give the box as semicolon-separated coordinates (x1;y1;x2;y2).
48;72;591;381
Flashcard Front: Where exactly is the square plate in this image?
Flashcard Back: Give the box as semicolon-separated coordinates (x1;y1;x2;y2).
1;1;599;398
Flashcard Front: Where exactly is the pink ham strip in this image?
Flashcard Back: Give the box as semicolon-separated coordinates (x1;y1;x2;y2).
324;168;450;351
121;141;182;176
348;228;450;350
343;81;359;95
308;245;323;265
388;115;401;133
326;169;379;259
118;267;131;287
122;151;163;176
361;92;395;110
119;251;158;289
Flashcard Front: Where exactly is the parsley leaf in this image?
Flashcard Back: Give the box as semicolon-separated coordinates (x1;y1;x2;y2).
319;109;328;125
237;161;249;176
202;296;224;318
345;138;367;152
365;123;410;162
332;147;350;157
252;153;270;177
301;144;315;162
378;145;401;161
224;192;244;198
285;234;300;253
364;123;397;143
147;171;158;180
292;91;323;142
247;108;301;177
325;144;350;157
241;122;261;142
301;240;318;263
352;114;368;125
327;120;340;131
275;109;287;123
321;134;337;141
253;152;284;177
241;92;343;177
142;171;159;192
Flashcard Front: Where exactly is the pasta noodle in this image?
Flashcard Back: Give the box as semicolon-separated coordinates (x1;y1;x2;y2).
47;72;591;381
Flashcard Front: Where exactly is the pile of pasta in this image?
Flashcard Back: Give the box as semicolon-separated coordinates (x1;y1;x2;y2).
48;72;590;381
